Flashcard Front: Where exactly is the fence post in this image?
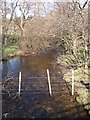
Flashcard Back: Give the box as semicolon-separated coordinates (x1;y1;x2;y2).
47;69;52;96
72;68;74;96
18;71;21;97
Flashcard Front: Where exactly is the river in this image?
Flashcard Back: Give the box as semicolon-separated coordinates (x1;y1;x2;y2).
1;50;89;118
1;50;57;80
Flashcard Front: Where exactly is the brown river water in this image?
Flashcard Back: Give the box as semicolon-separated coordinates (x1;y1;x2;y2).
1;50;56;79
1;50;89;118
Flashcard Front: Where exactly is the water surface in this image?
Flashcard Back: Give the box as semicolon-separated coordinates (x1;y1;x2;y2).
1;51;56;80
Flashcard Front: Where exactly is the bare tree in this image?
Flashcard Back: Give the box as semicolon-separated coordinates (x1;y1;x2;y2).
14;1;34;36
2;0;19;44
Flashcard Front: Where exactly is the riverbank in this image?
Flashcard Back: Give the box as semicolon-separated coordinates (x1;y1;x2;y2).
2;44;39;61
2;43;59;61
2;44;21;61
56;54;90;115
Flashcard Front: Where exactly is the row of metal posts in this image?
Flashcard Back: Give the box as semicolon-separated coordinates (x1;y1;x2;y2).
18;69;74;97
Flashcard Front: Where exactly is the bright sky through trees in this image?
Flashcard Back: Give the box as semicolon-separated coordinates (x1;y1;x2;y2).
6;0;88;18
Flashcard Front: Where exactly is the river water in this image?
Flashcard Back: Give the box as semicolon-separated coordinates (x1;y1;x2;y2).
2;50;60;118
1;51;56;80
1;50;89;118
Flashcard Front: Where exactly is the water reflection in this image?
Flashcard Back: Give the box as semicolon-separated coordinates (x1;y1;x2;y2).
0;62;2;81
21;53;55;77
1;57;21;79
1;51;55;80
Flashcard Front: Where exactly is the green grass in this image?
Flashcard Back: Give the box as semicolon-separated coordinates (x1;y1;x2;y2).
2;44;20;59
3;43;19;50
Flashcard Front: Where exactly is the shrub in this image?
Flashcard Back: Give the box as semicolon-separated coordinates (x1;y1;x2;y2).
5;34;20;45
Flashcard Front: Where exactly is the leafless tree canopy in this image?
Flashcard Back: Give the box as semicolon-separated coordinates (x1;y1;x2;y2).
1;0;89;59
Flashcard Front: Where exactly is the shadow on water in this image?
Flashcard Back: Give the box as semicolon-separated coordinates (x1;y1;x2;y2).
1;49;89;118
1;49;57;80
2;49;58;118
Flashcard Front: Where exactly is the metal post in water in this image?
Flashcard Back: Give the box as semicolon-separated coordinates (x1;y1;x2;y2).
18;71;21;97
72;68;74;96
47;69;52;96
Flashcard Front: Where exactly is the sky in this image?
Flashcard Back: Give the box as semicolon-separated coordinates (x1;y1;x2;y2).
7;0;87;3
6;0;88;18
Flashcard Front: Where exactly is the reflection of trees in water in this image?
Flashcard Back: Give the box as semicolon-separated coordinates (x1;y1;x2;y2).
1;51;55;80
21;53;54;76
2;57;21;79
2;62;8;79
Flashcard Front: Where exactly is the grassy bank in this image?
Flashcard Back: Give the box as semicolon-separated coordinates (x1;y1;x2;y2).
64;67;90;111
57;54;90;114
2;44;22;60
